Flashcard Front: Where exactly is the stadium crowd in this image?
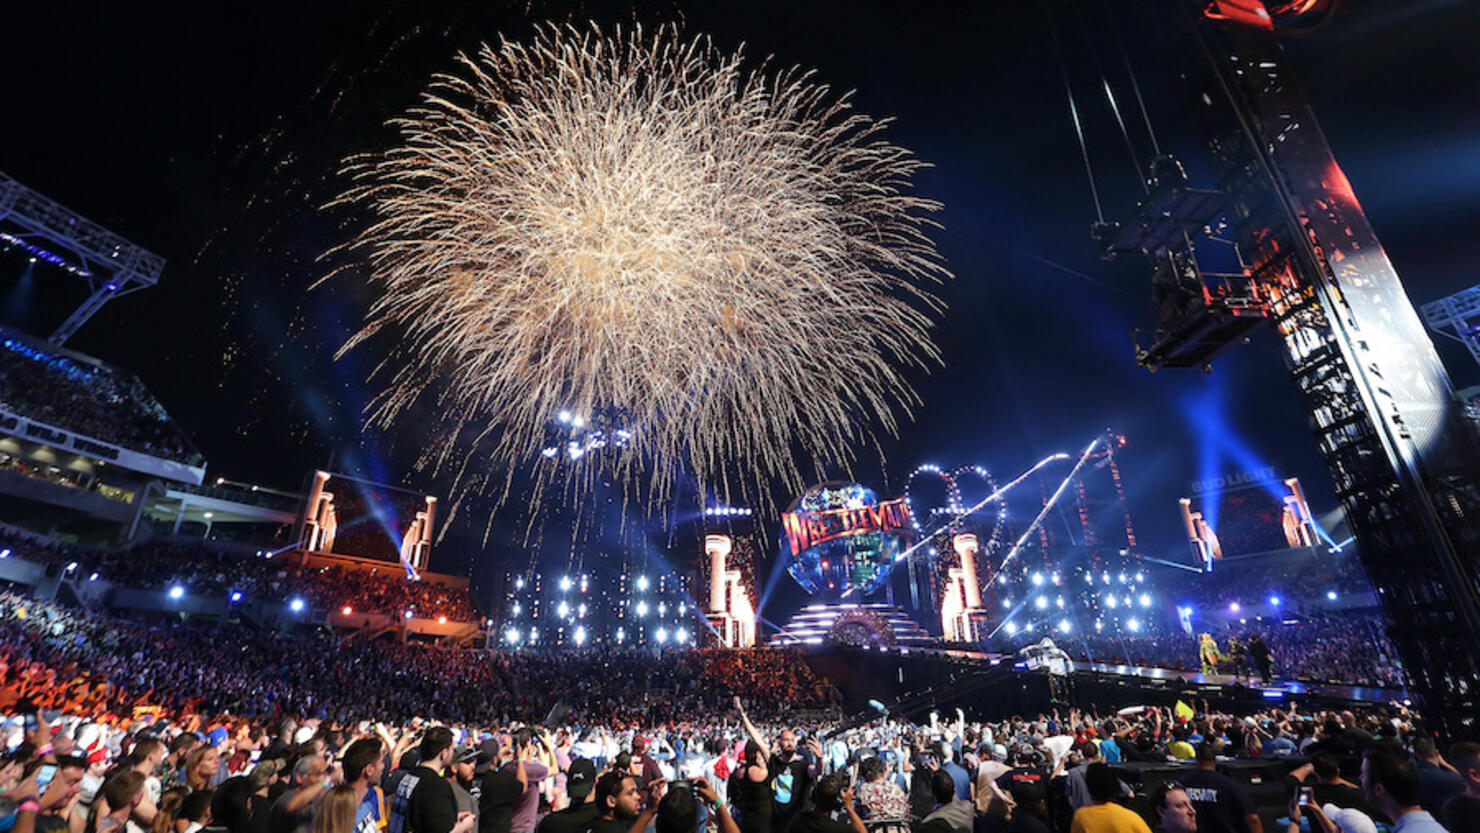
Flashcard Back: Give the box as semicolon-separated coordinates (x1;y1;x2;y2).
1165;553;1374;613
0;591;830;724
1;533;480;623
0;332;202;466
0;518;1408;690
0;521;1403;690
0;586;1471;833
995;614;1403;690
988;548;1402;689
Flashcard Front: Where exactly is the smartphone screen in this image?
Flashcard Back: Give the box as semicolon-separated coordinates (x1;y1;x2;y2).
35;764;57;790
1298;788;1312;807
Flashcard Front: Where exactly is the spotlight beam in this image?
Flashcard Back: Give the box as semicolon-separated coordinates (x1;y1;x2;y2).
1129;554;1205;573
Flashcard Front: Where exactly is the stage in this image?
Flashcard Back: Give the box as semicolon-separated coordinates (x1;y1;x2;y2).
802;643;1406;722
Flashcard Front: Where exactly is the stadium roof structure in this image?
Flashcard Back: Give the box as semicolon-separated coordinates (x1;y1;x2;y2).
0;170;164;345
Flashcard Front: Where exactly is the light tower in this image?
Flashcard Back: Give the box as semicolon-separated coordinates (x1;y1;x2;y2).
397;496;437;573
301;471;337;553
1102;0;1480;733
707;533;730;614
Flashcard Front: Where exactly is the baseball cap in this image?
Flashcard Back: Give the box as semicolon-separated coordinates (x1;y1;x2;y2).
207;727;229;747
1322;805;1379;833
475;739;500;774
567;759;596;800
451;746;479;766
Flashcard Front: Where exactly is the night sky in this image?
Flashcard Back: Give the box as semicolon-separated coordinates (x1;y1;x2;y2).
3;0;1477;603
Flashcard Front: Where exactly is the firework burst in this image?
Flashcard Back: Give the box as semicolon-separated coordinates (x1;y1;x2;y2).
331;22;950;525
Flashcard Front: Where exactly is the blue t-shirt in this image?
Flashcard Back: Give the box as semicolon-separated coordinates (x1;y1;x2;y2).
943;761;972;802
1098;738;1121;764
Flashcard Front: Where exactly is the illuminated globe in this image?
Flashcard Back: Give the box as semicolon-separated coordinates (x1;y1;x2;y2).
782;482;909;601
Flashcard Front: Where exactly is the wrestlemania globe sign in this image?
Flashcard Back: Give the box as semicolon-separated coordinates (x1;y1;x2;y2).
781;482;914;600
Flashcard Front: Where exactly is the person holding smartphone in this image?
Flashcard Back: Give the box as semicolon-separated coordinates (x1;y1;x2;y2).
18;754;88;833
1282;755;1370;820
652;778;740;833
1285;790;1342;833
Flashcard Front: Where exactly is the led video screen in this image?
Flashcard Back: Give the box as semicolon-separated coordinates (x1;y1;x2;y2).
1189;485;1293;558
304;472;435;565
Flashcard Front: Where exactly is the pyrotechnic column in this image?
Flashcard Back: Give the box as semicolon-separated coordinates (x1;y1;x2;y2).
300;471;332;552
705;534;755;647
729;574;756;647
706;534;730;614
941;533;985;642
955;533;982;609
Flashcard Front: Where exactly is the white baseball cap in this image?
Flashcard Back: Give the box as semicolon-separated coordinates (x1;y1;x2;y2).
1321;804;1379;833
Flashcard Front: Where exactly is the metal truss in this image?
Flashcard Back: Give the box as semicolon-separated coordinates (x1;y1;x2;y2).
0;171;165;344
1182;5;1480;735
1421;286;1480;372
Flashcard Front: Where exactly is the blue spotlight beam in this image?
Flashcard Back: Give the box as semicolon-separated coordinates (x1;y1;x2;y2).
1130;554;1206;573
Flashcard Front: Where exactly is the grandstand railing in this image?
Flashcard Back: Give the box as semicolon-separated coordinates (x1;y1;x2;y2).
172;481;301;512
0;406;204;485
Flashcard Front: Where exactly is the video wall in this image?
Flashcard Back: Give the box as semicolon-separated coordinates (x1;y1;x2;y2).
300;471;437;567
1181;471;1314;561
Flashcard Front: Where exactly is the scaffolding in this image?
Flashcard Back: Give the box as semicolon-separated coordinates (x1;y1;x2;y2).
0;171;164;345
1117;1;1480;734
1421;285;1480;372
1076;0;1480;733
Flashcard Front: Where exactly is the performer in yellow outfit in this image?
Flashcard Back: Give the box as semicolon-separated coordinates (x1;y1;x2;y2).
1198;633;1224;678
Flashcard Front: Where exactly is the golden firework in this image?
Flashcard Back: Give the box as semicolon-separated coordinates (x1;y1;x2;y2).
331;22;949;526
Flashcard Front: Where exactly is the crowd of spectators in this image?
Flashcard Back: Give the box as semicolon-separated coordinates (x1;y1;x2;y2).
0;520;1404;689
0;581;1471;833
0;331;202;465
1260;615;1403;688
3;532;481;623
995;613;1403;689
0;591;830;725
1163;551;1375;612
0;451;99;494
989;546;1402;689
